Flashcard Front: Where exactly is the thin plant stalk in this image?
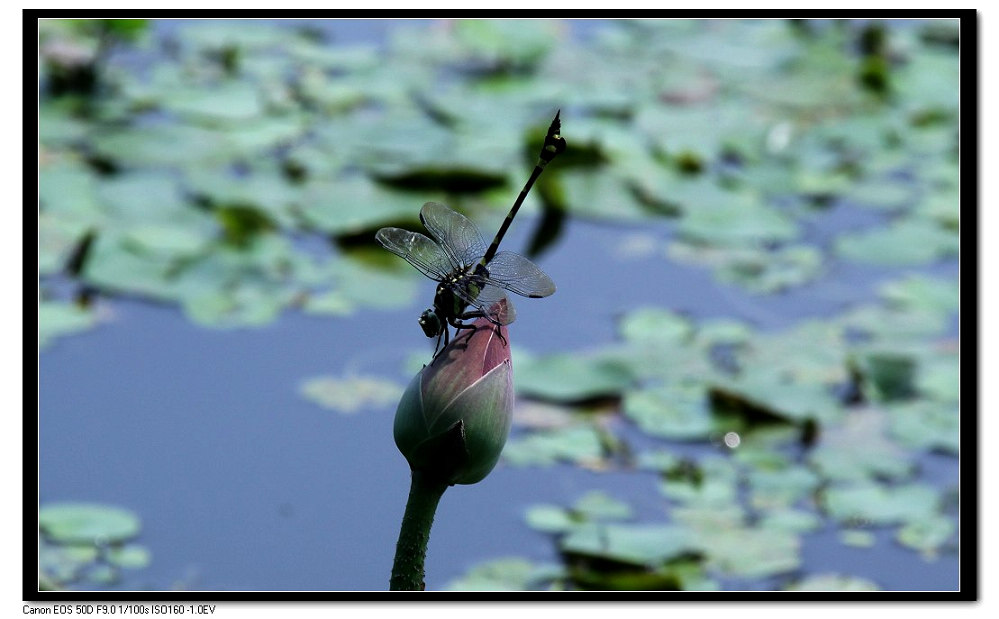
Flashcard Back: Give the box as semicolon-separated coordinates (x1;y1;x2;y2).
389;471;449;591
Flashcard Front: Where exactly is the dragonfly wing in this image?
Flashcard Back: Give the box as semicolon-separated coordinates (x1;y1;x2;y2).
482;251;556;298
462;283;517;325
419;202;486;269
375;227;452;282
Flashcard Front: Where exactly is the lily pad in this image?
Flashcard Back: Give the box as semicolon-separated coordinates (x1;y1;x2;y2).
821;481;940;526
879;274;959;317
574;490;634;521
808;408;914;482
299;374;403;415
39;503;141;545
39;302;97;349
785;573;881;591
886;400;959;455
515;352;635;402
623;383;713;440
160;82;265;124
502;424;606;468
619;307;693;345
896;514;955;556
835;218;958;266
560;523;695;566
106;544;152;569
445;557;564;591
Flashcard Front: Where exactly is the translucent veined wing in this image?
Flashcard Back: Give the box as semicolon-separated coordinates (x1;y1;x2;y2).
419;202;486;270
452;281;517;326
481;251;556;298
375;227;453;282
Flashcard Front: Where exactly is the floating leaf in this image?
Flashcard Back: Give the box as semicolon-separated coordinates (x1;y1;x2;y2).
106;544;152;569
840;529;877;547
746;465;820;510
822;482;939;526
668;242;823;294
623;383;713;440
38;302;97;349
785;573;881;591
916;354;959;402
808;408;914;482
39;503;141;545
160;82;265;124
502;425;606;468
698;526;801;579
560;523;695;566
525;505;579;534
619;307;693;345
835;218;958;266
852;349;917;402
515;353;635;402
445;557;564;591
299;374;403;415
896;515;955;556
879;274;959;317
574;491;634;521
886;400;959;455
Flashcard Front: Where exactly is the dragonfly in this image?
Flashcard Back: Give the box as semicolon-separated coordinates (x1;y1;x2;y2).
376;110;567;357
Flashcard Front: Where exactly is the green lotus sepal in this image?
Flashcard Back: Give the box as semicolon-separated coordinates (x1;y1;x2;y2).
393;316;513;486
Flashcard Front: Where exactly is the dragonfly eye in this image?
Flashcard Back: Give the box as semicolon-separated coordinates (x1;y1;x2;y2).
419;309;441;337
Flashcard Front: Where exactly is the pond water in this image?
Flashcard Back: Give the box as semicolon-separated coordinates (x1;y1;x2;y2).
37;18;964;593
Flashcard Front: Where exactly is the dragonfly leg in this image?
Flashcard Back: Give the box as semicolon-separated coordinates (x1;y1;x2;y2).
432;327;449;359
452;314;508;347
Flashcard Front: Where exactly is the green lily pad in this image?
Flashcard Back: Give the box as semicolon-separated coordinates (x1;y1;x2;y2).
574;491;634;521
39;214;92;276
758;508;822;533
844;178;914;210
38;160;102;221
515;352;635;402
39;302;97;349
634;449;683;472
675;191;798;247
916;354;959;402
835;218;958;266
698;526;801;579
808;408;914;482
524;505;579;534
299;374;403;415
502;424;606;468
445;557;565;591
886;400;959;455
785;573;881;591
556;169;654;222
879;274;959;316
852;349;917;402
619;307;693;345
623;383;713;440
106;544;152;569
296;176;429;236
668;242;823;294
160;82;265;124
39;503;141;545
822;482;940;526
658;457;738;506
896;514;955;556
91;124;233;168
839;304;950;341
746;465;820;510
840;529;877;547
561;523;695;566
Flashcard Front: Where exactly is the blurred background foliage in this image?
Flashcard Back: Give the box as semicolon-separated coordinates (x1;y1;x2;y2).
38;18;961;591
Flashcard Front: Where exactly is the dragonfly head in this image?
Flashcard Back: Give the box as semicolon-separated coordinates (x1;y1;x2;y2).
418;308;442;338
